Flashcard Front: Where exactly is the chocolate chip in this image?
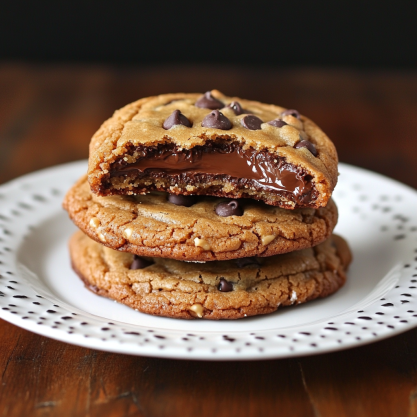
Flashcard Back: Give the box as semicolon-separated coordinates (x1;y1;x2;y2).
130;255;153;270
195;91;223;109
162;110;192;129
268;119;287;128
218;278;233;292
215;200;243;217
235;257;261;268
201;110;232;130
168;194;197;207
227;101;244;115
295;140;318;157
241;115;263;130
281;109;300;119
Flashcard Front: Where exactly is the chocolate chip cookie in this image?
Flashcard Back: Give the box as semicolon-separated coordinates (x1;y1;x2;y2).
88;91;338;209
63;175;338;262
70;231;351;319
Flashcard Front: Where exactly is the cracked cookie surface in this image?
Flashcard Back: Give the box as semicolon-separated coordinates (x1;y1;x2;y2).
70;231;351;320
63;175;338;262
88;90;338;209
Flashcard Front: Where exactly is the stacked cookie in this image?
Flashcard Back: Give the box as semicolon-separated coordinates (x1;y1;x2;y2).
64;91;352;319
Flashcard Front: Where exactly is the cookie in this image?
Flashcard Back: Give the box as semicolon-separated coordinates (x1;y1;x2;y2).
63;175;338;262
88;90;338;209
69;231;351;320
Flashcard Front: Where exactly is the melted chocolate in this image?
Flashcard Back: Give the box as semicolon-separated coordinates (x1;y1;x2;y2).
110;143;315;204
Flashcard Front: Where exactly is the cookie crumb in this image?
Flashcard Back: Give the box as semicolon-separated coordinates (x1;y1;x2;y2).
261;234;276;245
185;260;206;263
189;303;204;318
194;238;211;251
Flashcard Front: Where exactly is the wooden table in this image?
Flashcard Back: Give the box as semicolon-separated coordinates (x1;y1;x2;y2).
1;63;417;417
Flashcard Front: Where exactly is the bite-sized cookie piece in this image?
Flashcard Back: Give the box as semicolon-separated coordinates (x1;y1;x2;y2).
70;231;351;320
88;91;338;209
63;175;338;262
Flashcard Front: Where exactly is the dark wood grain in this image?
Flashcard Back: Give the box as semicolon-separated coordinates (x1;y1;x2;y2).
1;63;417;417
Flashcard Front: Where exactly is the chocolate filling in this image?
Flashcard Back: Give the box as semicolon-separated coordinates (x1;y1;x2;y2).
108;142;317;205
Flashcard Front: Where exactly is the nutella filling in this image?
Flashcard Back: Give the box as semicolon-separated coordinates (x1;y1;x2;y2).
110;143;315;204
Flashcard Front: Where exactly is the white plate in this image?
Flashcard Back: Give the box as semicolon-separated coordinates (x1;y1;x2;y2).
0;161;416;360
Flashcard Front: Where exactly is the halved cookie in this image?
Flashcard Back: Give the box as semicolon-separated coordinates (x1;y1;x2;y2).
88;91;338;209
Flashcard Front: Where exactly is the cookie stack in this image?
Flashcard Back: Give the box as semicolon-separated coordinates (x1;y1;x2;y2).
64;91;352;319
